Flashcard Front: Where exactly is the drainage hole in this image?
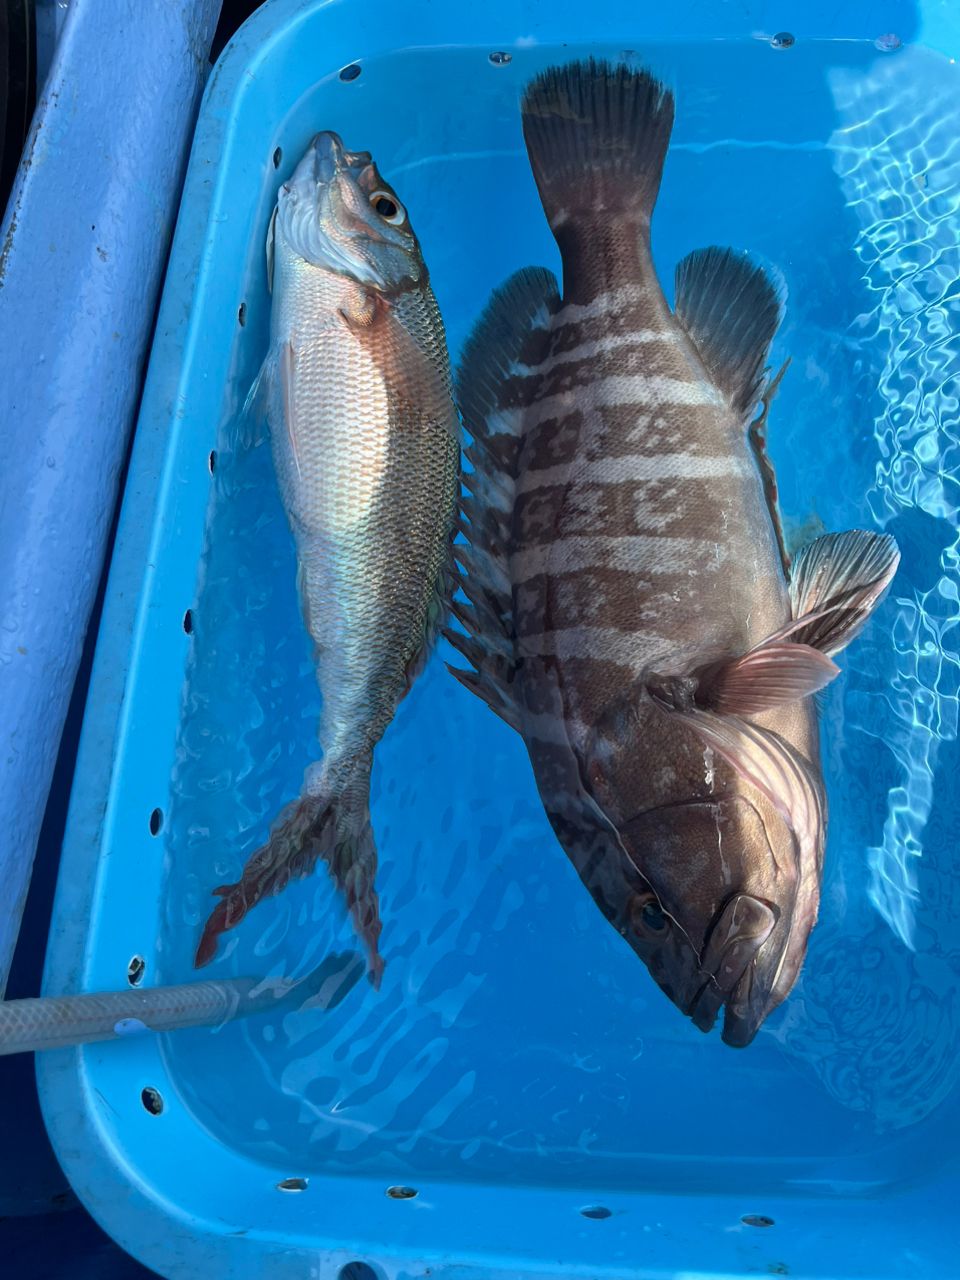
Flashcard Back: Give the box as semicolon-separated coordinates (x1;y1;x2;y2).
338;1265;379;1280
238;301;247;326
182;608;194;635
208;450;217;474
140;1087;163;1116
489;50;512;65
272;147;282;168
339;63;361;82
277;1177;308;1193
126;955;145;986
742;1214;775;1228
149;808;163;836
580;1204;612;1219
385;1185;418;1200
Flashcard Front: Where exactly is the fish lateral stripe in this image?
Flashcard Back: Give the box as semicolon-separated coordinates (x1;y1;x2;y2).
512;532;718;578
519;625;673;666
513;330;679;377
515;452;752;496
513;374;723;434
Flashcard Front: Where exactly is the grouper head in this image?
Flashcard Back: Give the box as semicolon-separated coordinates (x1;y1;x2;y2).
271;131;425;293
581;708;825;1048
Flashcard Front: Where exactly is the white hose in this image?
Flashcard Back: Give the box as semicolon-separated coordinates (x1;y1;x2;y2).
0;950;363;1055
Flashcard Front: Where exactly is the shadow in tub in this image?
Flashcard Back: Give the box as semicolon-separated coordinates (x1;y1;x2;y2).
155;19;960;1198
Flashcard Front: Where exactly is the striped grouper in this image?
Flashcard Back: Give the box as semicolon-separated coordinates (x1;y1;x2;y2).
448;61;899;1046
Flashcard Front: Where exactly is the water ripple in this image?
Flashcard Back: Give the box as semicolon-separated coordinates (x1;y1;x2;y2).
779;49;960;1128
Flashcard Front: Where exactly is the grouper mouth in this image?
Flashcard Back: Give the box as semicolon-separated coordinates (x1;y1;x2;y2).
683;892;779;1044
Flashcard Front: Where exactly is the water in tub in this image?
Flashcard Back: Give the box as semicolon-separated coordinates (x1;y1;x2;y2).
158;37;960;1196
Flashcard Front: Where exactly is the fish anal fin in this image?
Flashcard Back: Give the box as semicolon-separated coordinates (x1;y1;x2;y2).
695;641;839;717
789;530;901;656
674;246;785;422
748;358;792;577
340;291;459;440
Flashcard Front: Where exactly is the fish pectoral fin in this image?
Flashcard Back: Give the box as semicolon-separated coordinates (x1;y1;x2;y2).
674;246;785;423
657;704;826;874
237;347;281;450
279;339;303;480
339;291;460;441
694;640;839;716
265;204;278;294
788;529;901;656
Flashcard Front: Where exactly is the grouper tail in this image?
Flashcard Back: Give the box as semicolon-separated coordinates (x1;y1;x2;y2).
195;752;383;985
521;58;675;227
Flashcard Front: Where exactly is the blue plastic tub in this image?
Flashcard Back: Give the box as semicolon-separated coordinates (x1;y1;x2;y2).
39;1;960;1276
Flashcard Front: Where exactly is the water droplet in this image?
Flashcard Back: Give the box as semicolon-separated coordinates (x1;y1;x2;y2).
489;51;512;65
875;33;902;52
770;32;795;49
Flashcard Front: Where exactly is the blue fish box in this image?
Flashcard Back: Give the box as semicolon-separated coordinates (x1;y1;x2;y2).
40;1;960;1276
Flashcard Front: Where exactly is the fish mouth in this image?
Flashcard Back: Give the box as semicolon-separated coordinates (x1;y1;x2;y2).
308;131;346;184
719;964;765;1048
684;892;778;1039
307;132;373;183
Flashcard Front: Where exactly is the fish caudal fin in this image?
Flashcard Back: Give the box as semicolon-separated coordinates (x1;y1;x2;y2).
195;755;383;985
446;267;560;728
521;59;674;227
674;247;786;423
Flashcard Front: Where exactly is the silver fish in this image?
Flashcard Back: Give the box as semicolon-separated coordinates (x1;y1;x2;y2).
449;62;899;1045
197;133;460;981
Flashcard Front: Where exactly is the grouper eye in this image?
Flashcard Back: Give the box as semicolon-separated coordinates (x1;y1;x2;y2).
370;190;404;224
630;894;668;935
641;901;667;932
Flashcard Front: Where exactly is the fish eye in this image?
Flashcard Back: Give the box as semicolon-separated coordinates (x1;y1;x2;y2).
370;190;404;224
640;901;667;932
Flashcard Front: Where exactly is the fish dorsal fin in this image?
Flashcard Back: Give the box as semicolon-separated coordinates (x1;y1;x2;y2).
457;266;560;455
674;247;785;422
788;530;900;656
446;267;560;730
456;265;559;601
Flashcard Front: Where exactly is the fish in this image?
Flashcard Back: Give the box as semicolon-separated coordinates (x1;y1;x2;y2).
196;132;460;981
448;61;900;1046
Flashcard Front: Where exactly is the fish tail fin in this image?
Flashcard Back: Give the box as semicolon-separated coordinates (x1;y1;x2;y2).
521;58;675;227
195;754;383;986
